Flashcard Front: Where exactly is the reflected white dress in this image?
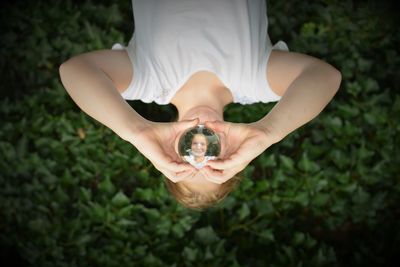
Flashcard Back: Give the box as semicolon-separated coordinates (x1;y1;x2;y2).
184;154;216;169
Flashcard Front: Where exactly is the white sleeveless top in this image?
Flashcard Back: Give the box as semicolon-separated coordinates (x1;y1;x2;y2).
112;0;289;105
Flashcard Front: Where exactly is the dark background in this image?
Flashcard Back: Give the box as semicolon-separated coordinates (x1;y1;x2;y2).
0;0;399;266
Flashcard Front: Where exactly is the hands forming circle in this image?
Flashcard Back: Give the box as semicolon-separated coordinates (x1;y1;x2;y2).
131;119;277;184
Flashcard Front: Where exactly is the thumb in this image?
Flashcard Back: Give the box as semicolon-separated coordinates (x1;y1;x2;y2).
205;158;233;170
177;118;199;131
205;120;227;132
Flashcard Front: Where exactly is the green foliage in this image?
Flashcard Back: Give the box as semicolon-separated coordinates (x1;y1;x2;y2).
0;0;399;267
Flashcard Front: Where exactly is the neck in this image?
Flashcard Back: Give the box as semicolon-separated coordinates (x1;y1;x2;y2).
171;71;232;122
173;84;228;123
177;103;224;123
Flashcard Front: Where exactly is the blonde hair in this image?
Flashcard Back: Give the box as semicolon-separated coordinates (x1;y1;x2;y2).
163;174;243;211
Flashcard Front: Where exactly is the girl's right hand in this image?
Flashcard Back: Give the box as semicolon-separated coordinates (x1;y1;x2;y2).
129;118;200;183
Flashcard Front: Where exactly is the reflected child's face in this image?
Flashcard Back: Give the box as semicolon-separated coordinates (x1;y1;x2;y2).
191;134;207;157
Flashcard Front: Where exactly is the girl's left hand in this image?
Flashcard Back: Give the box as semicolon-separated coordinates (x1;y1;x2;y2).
201;120;278;184
129;118;200;183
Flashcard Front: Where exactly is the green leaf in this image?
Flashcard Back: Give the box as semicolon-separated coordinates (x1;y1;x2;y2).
88;202;106;221
259;229;275;242
143;208;161;223
79;187;92;202
352;187;370;205
298;152;321;173
98;176;116;195
342;182;357;193
256;199;274;216
55;186;70;203
313;193;330;207
0;142;16;161
171;223;185;239
304;234;318;249
115;218;137;227
258;153;277;168
204;245;214;260
75;234;91;245
182;247;198;262
116;204;135;217
27;218;47;234
279;155;294;170
292;232;305;246
133;245;148;258
219;196;236;210
195;226;219;245
294;192;309;207
337;104;360;117
16;135;28;159
155;219;171;236
134;188;153;202
238;203;250;220
330;150;347;170
255;179;269;193
111;191;130;207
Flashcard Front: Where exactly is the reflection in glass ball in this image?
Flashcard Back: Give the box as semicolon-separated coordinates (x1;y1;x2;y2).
178;124;221;169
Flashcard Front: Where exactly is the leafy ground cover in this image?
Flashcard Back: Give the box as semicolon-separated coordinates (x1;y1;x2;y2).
0;0;399;266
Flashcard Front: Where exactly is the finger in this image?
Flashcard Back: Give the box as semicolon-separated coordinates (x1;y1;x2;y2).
176;118;199;131
166;160;197;173
175;169;196;181
164;168;196;183
161;169;179;183
204;175;224;184
200;167;225;184
206;156;238;170
204;120;227;132
208;139;253;170
216;131;227;158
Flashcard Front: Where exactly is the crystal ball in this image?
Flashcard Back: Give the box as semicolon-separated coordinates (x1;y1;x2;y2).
177;124;221;169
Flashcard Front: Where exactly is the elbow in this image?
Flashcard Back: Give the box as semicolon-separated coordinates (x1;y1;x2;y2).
59;57;76;81
59;58;73;85
315;62;342;96
59;61;70;93
332;67;342;92
309;60;342;94
59;61;67;82
327;65;342;94
59;56;85;89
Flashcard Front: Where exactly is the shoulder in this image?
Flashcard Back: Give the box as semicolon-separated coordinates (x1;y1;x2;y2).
61;49;133;94
266;50;329;97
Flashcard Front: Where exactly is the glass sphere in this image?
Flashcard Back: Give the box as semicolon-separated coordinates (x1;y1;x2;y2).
178;124;221;168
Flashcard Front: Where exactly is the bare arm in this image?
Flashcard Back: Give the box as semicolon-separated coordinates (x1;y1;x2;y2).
59;49;146;141
202;51;342;180
59;49;199;180
259;50;342;142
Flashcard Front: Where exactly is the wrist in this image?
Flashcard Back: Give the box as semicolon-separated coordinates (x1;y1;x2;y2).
121;117;152;145
253;117;284;145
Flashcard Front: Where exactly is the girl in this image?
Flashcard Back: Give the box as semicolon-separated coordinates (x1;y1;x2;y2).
59;0;341;210
183;131;217;169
